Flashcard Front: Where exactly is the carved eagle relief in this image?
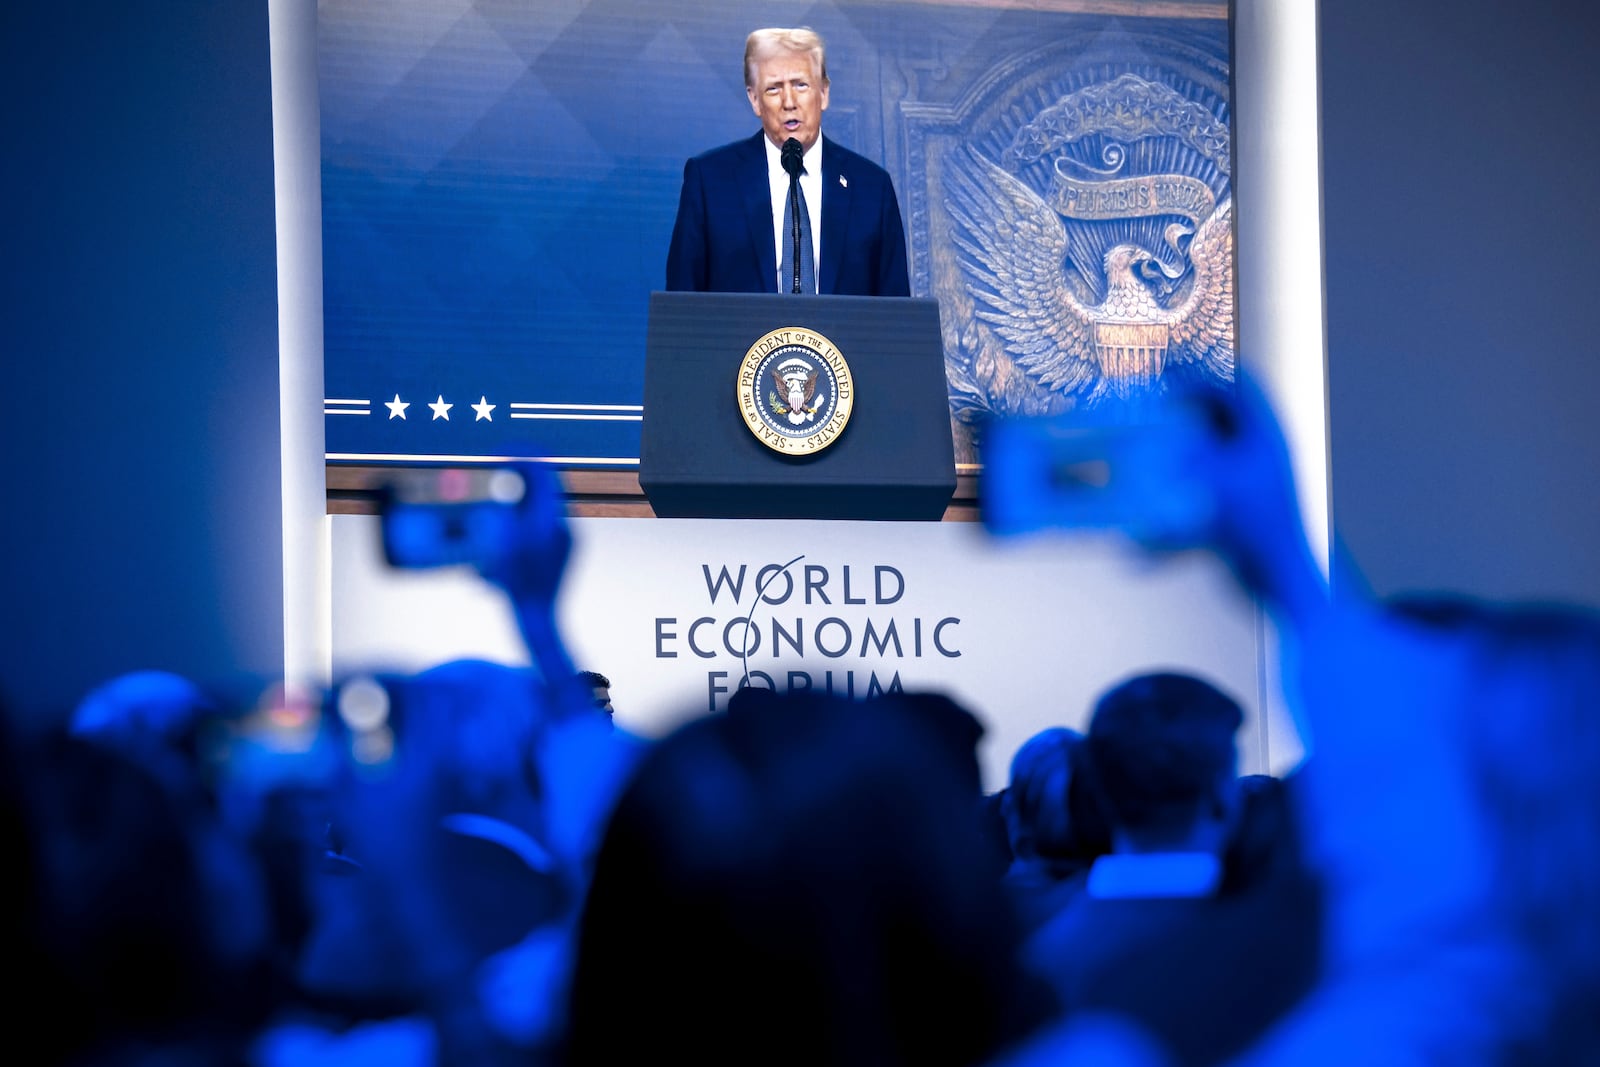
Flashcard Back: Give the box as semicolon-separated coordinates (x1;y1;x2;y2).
945;146;1234;404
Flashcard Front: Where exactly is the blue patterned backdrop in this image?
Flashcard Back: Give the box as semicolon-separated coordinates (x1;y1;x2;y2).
319;0;1231;465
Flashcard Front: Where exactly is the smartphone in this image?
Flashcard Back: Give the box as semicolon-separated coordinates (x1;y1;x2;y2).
980;400;1216;544
379;467;528;570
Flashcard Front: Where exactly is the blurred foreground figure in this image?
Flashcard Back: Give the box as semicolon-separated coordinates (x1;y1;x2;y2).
259;463;641;1064
71;669;215;799
295;662;569;1011
1240;598;1600;1066
565;691;1048;1067
986;377;1600;1064
16;732;275;1064
1193;387;1600;1066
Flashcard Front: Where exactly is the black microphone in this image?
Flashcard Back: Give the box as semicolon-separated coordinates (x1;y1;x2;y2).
781;138;804;293
780;136;804;178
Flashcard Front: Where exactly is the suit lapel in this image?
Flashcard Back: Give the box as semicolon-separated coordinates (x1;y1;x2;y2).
740;133;776;293
820;139;848;295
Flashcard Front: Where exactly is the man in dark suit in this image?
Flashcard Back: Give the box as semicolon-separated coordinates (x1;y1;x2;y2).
665;27;911;297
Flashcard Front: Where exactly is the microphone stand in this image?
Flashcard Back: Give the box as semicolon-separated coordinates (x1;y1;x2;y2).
782;137;805;294
789;175;803;294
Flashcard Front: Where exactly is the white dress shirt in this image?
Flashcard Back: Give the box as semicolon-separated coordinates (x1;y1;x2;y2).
764;133;824;293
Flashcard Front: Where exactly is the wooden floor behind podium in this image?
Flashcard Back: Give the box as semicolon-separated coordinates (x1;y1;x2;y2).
640;292;957;521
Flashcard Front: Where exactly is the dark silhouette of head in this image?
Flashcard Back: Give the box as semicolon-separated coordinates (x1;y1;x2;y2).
70;670;215;802
21;734;265;1059
1003;726;1082;863
577;670;612;718
1086;672;1244;854
566;691;1041;1066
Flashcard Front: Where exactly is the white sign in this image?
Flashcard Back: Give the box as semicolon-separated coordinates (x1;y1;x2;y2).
332;516;1303;788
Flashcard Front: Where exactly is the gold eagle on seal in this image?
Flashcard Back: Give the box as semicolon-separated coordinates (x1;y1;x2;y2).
771;362;820;425
946;147;1234;403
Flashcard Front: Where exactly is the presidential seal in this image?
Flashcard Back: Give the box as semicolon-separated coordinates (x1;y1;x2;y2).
736;328;854;454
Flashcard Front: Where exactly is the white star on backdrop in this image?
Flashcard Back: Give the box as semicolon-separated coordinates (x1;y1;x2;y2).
472;396;496;421
385;394;409;420
429;395;453;421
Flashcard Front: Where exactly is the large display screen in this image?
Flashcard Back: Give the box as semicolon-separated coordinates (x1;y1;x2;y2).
318;0;1234;466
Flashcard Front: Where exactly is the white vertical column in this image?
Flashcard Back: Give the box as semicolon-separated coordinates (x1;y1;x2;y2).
1235;0;1327;773
1234;0;1330;573
269;0;331;691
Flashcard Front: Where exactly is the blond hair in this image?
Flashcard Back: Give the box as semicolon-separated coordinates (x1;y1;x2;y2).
743;27;828;88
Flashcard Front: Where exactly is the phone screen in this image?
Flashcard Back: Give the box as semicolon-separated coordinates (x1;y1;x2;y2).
379;468;527;569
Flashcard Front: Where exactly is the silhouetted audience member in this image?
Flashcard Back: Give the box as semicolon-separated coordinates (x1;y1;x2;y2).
1004;728;1080;865
724;679;784;720
1222;773;1301;893
566;691;1050;1067
1063;735;1114;867
975;788;1015;885
1000;727;1088;933
70;669;217;805
880;689;988;797
22;733;273;1064
0;705;53;1059
1024;672;1319;1067
577;670;612;720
